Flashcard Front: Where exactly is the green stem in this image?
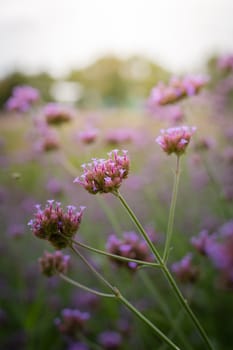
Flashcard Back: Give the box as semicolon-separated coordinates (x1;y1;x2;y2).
163;155;181;262
161;265;213;350
70;238;161;268
115;191;213;350
115;191;163;265
118;295;180;350
59;273;115;298
69;245;180;349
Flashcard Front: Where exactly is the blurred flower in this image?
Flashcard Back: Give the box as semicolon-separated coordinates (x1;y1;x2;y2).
5;85;39;112
38;251;70;277
77;128;98;144
147;75;208;106
105;128;135;145
42;103;75;125
156;126;196;156
194;137;215;152
55;308;90;337
74;150;129;194
68;342;89;350
28;200;85;249
46;178;63;196
218;54;233;71
191;230;213;255
7;223;25;239
106;231;153;270
171;253;199;283
35;127;60;152
98;330;122;350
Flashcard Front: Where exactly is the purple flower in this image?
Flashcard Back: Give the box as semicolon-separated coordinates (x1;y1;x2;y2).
171;253;199;283
147;75;208;106
74;150;130;194
106;231;153;270
191;230;213;255
98;331;122;350
77;128;98;144
5;85;39;112
55;308;90;337
156;126;196;156
38;251;70;277
42;103;75;125
28;200;85;249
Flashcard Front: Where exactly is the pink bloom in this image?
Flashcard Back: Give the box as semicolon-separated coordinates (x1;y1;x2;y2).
78;128;98;144
42;103;75;125
156;126;196;156
5;85;40;112
147;75;208;106
171;253;199;283
55;308;90;337
74;150;130;194
28;200;85;249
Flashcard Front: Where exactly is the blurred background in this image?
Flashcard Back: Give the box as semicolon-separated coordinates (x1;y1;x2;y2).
1;0;233;108
1;1;233;350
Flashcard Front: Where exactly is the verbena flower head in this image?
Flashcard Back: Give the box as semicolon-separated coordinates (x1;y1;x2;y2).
147;75;208;106
156;126;196;156
38;251;70;277
74;150;129;194
42;103;75;125
78;128;98;144
98;330;122;350
55;308;90;337
28;200;85;249
106;231;153;270
5;85;40;112
171;253;199;283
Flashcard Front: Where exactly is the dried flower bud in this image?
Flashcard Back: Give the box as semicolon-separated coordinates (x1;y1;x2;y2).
39;251;70;277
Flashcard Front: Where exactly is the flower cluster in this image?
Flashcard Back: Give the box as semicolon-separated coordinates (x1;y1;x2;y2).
77;128;98;144
42;103;75;125
98;330;122;350
218;54;233;71
5;85;40;112
38;251;70;277
55;308;90;337
171;253;199;283
106;231;153;270
147;75;208;106
156;126;196;156
36;128;60;152
28;200;85;249
74;150;130;194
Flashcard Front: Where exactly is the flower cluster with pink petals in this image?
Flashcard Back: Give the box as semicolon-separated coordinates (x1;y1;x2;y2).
39;251;70;276
74;150;130;194
106;231;153;270
147;75;208;106
42;103;75;125
5;85;40;112
28;200;85;249
156;126;196;156
171;253;199;283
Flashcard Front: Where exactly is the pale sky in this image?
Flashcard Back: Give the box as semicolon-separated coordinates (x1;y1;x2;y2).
1;0;233;77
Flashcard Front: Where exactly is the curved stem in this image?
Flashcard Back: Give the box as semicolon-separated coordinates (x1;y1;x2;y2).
69;245;180;349
163;155;181;262
59;273;115;298
70;237;161;268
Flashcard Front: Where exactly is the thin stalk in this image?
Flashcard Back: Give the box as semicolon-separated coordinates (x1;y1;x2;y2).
59;273;115;298
163;155;181;262
69;245;180;349
70;237;161;268
115;192;213;349
118;295;180;350
161;264;213;350
115;191;163;265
